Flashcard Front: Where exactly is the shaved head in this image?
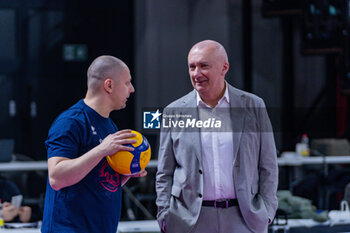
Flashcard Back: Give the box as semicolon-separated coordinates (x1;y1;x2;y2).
87;55;127;91
189;40;228;63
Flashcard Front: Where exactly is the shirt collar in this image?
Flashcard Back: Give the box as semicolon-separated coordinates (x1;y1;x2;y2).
196;81;230;107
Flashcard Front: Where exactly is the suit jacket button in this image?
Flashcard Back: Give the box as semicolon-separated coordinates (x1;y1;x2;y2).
199;169;203;174
199;193;202;198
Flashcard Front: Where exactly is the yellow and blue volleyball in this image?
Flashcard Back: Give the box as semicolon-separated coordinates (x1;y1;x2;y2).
107;130;151;175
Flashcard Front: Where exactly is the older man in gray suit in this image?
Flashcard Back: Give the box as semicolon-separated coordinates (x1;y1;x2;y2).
156;40;278;233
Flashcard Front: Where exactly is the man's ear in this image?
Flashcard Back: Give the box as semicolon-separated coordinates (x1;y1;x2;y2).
222;62;229;76
104;79;113;94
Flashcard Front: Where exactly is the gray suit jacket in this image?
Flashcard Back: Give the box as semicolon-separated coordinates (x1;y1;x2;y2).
156;84;278;233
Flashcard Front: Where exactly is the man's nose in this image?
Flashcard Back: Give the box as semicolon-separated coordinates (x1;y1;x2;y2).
193;67;201;76
130;84;135;93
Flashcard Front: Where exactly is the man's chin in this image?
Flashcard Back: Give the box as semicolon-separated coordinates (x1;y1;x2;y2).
115;103;126;111
195;86;208;94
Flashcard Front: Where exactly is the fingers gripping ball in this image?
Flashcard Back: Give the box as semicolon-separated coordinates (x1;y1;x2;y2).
107;130;151;175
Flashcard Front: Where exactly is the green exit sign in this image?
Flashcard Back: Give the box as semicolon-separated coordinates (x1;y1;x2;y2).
63;44;88;62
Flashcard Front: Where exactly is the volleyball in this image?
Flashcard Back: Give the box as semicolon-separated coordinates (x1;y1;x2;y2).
107;130;151;175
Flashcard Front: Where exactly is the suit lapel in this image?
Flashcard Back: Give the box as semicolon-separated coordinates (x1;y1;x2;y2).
181;90;202;165
228;85;246;166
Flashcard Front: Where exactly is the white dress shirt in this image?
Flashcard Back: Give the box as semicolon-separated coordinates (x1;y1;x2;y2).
196;84;236;200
